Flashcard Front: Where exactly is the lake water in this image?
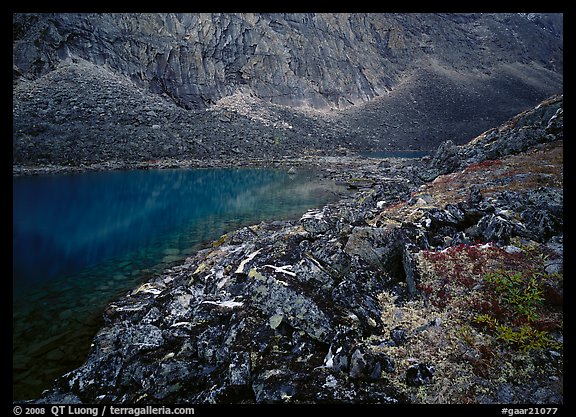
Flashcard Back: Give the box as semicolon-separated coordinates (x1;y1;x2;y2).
12;167;344;400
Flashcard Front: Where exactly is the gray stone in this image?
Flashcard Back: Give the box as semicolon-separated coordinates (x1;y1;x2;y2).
478;214;514;244
349;347;369;379
390;327;408;346
300;209;330;235
229;351;251;386
247;267;334;343
405;363;435;386
402;244;420;296
344;226;399;270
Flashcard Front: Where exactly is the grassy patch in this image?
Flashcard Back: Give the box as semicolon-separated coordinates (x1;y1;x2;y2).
376;240;562;403
419;242;562;350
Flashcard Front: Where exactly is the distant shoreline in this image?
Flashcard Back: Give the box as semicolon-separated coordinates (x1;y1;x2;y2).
12;153;428;178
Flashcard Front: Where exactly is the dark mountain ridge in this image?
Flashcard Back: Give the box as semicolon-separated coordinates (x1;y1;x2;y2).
12;13;563;166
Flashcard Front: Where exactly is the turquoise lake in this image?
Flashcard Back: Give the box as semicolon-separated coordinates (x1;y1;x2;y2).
12;167;344;400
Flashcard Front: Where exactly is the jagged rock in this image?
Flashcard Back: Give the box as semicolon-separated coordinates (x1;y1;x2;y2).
27;94;563;405
520;209;562;241
390;327;408;346
546;108;563;138
332;276;386;330
425;206;462;229
308;235;350;277
228;351;251;386
348;345;394;380
300;209;330;236
405;363;435;386
408;193;433;206
344;226;400;272
419;140;461;181
468;186;483;204
247;267;335;343
252;369;298;403
292;256;335;294
349;346;370;379
402;243;420;296
324;329;359;373
445;204;465;224
544;235;563;275
477;214;515;244
13;14;562;166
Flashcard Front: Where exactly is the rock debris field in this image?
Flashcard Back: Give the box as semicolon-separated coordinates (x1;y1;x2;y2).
29;95;563;405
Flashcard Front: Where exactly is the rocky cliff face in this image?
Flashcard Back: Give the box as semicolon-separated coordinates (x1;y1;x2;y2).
13;13;563;165
31;95;563;405
13;13;563;110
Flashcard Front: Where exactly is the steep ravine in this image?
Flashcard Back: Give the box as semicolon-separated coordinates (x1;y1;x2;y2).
29;95;562;405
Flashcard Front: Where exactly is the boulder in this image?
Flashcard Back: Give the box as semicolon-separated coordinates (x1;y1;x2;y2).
405;363;435;386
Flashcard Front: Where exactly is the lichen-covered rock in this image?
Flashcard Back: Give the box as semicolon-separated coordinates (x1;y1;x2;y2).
405;363;435;386
343;226;400;271
247;267;335;343
300;209;331;236
32;96;563;405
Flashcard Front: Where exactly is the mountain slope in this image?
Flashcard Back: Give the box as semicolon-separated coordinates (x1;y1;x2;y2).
12;13;563;165
13;13;563;110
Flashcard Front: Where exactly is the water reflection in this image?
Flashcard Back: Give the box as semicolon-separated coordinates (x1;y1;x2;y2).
13;168;333;290
12;167;342;400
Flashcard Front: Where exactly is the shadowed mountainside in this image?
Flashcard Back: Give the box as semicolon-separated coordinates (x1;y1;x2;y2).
13;13;562;165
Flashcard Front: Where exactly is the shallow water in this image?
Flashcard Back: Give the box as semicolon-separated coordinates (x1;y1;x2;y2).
12;167;343;400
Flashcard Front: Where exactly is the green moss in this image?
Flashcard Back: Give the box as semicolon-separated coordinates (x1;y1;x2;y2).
484;271;544;322
472;270;562;351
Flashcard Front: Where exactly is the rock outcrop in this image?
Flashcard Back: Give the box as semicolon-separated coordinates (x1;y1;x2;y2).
13;13;563;166
421;94;563;181
12;13;563;111
32;95;563;404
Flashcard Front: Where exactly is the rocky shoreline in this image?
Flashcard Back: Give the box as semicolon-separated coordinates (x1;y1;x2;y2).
11;154;406;177
20;94;563;405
